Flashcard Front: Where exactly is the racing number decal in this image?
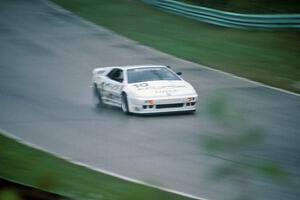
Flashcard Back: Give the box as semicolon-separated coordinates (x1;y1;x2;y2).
133;83;149;88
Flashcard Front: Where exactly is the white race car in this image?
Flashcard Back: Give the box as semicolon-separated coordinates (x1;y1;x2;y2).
92;65;198;114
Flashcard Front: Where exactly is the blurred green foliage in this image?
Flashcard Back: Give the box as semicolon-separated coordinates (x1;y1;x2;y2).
200;93;288;199
0;190;22;200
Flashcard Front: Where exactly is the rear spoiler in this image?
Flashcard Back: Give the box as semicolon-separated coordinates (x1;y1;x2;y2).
92;67;109;75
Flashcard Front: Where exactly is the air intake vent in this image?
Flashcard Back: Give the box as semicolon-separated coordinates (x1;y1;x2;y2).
156;103;184;109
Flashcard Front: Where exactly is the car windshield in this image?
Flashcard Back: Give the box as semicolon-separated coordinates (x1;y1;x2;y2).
127;67;180;83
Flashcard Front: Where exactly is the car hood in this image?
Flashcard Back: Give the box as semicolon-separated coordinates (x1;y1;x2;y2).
127;80;197;98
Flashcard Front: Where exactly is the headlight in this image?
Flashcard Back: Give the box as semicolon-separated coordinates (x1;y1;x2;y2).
145;100;156;105
187;97;195;102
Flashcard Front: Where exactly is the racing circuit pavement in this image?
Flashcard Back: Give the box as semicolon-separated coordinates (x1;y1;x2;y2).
0;0;300;199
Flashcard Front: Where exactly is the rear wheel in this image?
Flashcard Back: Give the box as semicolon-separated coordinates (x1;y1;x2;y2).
121;93;130;114
93;83;104;105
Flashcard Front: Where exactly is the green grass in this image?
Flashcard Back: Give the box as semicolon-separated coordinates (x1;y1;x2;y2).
52;0;300;93
0;133;193;200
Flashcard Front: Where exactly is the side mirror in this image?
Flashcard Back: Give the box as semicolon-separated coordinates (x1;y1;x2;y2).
176;72;182;76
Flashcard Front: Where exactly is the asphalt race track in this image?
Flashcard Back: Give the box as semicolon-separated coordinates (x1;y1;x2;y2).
0;0;299;199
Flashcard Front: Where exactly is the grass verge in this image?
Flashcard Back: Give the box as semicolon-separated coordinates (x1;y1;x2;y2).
0;133;194;200
52;0;300;93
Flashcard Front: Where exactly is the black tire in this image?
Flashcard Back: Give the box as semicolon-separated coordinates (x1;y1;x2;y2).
93;83;104;105
189;109;196;114
121;93;130;114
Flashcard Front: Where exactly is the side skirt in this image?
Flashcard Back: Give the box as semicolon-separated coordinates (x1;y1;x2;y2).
102;97;121;108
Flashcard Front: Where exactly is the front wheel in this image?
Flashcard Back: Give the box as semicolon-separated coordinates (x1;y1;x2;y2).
121;93;130;114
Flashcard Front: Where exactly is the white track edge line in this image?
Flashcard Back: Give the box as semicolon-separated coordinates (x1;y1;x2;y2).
0;129;208;200
178;58;300;97
43;0;300;98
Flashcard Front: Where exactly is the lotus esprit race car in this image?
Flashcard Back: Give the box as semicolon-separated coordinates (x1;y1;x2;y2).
92;65;198;114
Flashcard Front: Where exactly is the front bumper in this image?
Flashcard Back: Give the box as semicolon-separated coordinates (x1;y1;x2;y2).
128;95;197;114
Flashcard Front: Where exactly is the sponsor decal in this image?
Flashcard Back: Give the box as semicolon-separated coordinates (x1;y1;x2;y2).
104;82;122;91
155;89;177;94
133;83;185;91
